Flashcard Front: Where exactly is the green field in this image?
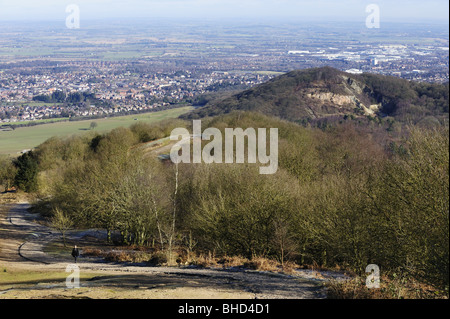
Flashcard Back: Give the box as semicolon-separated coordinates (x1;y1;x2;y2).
0;106;193;156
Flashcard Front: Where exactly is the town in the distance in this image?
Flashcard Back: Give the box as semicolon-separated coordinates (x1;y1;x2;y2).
0;20;448;124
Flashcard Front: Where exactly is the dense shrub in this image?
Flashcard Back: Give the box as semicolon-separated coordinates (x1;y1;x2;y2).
17;111;449;293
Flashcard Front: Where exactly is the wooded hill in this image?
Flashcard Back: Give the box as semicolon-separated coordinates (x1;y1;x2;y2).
1;67;448;297
183;66;449;128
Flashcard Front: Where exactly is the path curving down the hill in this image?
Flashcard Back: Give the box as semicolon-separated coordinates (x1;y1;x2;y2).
0;203;349;299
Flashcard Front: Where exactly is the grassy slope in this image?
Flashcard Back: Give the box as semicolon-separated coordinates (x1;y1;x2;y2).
0;106;193;156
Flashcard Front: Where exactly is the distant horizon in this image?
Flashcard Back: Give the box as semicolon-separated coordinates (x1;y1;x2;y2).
0;0;448;25
0;16;449;25
0;17;448;29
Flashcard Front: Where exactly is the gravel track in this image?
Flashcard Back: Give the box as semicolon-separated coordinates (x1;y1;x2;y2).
1;203;349;299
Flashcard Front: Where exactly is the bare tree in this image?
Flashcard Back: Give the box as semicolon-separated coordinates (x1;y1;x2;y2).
166;162;179;265
51;207;73;247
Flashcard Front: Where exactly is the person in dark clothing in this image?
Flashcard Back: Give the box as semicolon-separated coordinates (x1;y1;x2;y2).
71;245;80;263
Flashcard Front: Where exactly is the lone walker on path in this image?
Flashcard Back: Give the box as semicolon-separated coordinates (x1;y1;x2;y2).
71;245;80;263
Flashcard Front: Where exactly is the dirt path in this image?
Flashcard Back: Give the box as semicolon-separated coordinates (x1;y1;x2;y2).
0;202;345;299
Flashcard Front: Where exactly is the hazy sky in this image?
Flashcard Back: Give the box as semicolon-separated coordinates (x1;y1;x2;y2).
0;0;448;23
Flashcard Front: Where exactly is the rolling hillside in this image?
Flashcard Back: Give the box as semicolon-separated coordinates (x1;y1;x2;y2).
183;67;449;126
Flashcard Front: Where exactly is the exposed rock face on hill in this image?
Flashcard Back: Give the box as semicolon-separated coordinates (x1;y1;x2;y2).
183;66;449;125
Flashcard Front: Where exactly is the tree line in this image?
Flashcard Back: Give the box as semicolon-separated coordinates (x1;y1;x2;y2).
0;111;448;291
32;90;97;104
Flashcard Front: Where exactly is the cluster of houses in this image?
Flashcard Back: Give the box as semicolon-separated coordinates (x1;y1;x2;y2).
0;65;272;123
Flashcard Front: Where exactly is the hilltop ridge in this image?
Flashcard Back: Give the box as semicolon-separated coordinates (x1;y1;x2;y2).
183;67;449;126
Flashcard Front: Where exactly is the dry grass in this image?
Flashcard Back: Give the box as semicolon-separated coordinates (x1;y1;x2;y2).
187;253;301;274
189;251;219;268
0;191;29;204
65;242;303;276
280;261;301;274
83;247;153;263
326;275;449;299
82;247;182;265
217;256;249;268
244;257;280;272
